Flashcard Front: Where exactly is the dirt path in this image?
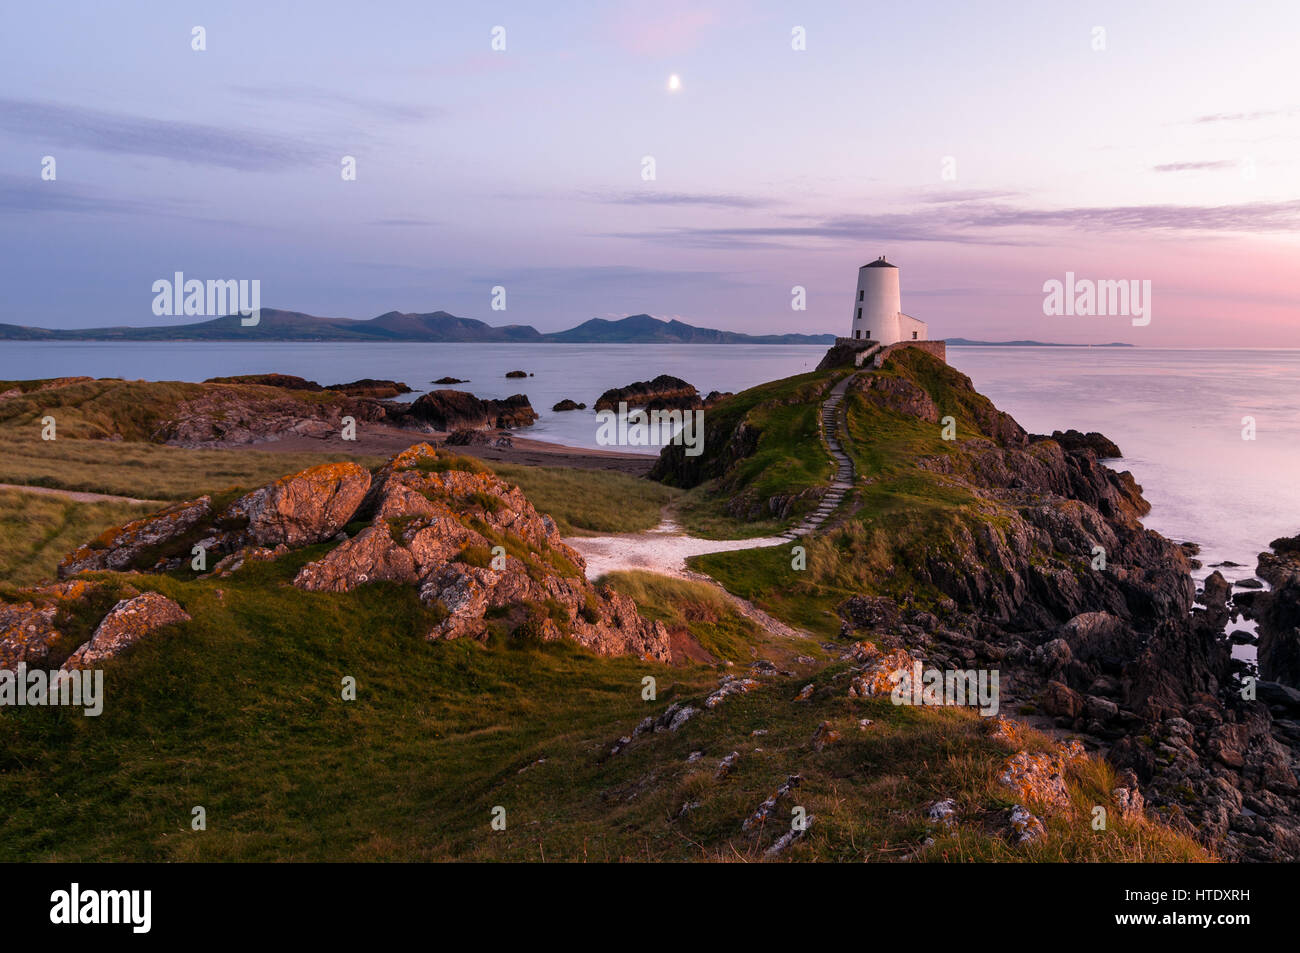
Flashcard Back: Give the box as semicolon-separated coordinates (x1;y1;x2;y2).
567;374;864;643
0;483;161;505
780;372;857;539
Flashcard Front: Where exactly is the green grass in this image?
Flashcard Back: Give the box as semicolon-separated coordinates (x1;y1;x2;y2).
0;553;1208;861
655;370;845;538
0;434;387;502
601;570;805;664
0;363;1213;861
0;378;342;442
683;350;1053;624
0;490;154;587
493;464;677;536
0;437;671;542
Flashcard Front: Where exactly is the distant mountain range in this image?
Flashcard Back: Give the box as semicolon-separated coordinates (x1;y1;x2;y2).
0;310;837;345
946;338;1134;347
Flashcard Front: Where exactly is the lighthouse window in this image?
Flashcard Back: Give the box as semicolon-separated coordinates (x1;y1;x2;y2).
858;290;863;301
912;331;918;340
856;308;862;319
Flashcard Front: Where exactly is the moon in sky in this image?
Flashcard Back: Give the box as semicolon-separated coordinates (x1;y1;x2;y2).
668;74;681;91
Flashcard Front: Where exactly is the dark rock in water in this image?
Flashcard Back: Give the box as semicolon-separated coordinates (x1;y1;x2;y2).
1236;578;1264;589
445;429;513;448
1200;571;1232;629
1269;534;1300;556
1039;429;1123;459
404;390;538;431
433;376;468;384
505;370;528;378
1228;630;1258;646
1258;680;1300;713
203;373;324;391
595;375;701;412
1244;535;1300;689
552;399;586;412
1213;560;1244;568
325;379;412;399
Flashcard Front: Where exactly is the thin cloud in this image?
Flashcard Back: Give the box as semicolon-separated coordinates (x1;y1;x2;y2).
1191;106;1300;123
910;188;1024;204
230;84;442;123
371;217;439;227
0;98;319;171
0;174;161;215
599;190;777;209
607;199;1300;249
1151;160;1237;172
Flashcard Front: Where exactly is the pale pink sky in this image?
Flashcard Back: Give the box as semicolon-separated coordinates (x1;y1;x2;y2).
1;0;1296;345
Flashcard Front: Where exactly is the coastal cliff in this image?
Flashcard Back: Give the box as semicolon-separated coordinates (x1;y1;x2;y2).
671;348;1300;860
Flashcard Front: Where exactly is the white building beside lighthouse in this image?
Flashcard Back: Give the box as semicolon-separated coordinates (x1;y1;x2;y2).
849;256;927;346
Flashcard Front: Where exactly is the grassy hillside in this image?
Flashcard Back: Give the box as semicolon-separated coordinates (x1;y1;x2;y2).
0;490;154;588
0;359;1212;861
0;555;1204;861
657;369;845;538
690;349;1033;630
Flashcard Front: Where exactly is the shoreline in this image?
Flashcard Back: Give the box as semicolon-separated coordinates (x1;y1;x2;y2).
223;422;658;475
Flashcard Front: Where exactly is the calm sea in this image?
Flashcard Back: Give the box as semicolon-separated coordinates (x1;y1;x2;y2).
3;342;1296;589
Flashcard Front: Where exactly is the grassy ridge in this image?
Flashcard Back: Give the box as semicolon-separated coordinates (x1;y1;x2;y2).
666;370;845;538
690;349;1031;627
0;556;1205;861
0;490;154;588
0;440;671;585
0;378;343;441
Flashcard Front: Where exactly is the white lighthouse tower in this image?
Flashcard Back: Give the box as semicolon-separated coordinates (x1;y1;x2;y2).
850;256;927;346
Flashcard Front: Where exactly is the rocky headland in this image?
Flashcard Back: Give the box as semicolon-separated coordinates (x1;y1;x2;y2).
1;444;671;673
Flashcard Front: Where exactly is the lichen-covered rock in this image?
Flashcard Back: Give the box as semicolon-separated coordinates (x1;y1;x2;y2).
1009;804;1046;845
293;524;419;591
0;601;61;669
743;775;801;832
705;676;760;709
225;462;371;547
58;496;213;578
811;721;841;751
998;739;1086;813
63;592;190;669
846;644;915;699
1112;769;1146;821
927;799;958;829
291;444;671;662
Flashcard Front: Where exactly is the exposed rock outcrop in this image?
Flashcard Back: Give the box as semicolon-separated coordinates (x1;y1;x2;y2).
63;592;190;669
24;444;673;672
59;497;213;578
286;444;669;660
404;390;538;431
1238;534;1300;689
594;375;702;412
444;428;513;448
227;462;371;547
